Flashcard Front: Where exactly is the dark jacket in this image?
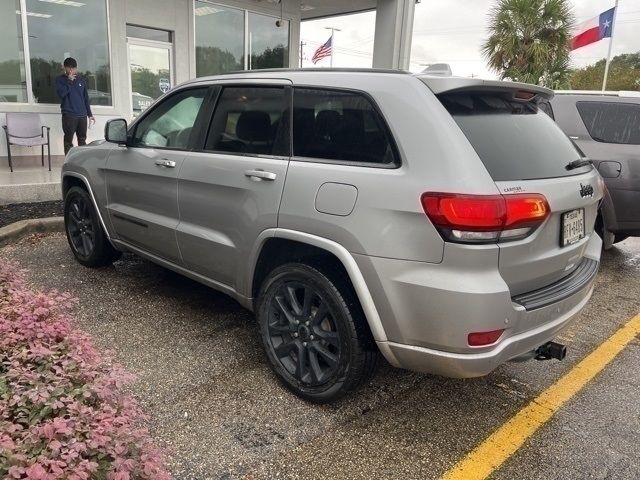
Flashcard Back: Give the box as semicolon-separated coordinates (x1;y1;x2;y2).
55;74;93;118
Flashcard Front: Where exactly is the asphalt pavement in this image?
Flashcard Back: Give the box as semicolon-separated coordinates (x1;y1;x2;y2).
2;234;638;480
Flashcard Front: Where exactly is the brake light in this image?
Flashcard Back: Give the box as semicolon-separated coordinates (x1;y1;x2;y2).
468;329;505;347
421;193;549;243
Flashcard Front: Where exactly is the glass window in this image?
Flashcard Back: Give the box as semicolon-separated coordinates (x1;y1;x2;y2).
126;25;172;43
248;13;289;70
577;101;640;145
195;2;244;76
205;87;289;156
439;93;587;181
293;88;399;165
129;43;172;115
0;1;27;103
538;100;554;119
132;88;208;149
25;0;111;105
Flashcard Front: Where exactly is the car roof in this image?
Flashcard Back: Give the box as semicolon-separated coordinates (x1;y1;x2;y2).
180;68;553;99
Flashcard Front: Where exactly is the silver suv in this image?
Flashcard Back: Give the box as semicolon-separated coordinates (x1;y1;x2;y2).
62;70;603;402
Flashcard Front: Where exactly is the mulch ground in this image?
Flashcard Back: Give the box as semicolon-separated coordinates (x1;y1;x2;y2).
0;201;63;228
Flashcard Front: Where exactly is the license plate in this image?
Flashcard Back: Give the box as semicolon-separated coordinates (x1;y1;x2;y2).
561;209;585;247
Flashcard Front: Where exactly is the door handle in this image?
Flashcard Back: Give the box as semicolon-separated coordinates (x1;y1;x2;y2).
245;169;277;181
155;159;176;168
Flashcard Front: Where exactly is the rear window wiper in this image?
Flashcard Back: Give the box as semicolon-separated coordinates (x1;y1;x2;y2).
566;158;593;170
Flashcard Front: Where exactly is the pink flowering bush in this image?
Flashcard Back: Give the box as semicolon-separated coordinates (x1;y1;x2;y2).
0;261;171;480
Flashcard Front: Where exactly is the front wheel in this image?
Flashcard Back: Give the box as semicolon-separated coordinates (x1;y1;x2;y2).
64;186;121;267
256;263;379;403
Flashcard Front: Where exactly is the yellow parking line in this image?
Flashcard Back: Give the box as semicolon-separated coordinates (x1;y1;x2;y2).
441;313;640;480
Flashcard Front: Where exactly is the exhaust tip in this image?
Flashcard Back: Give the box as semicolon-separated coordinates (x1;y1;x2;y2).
535;341;567;361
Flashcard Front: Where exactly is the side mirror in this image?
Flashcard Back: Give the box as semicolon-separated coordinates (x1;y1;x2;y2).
105;118;128;144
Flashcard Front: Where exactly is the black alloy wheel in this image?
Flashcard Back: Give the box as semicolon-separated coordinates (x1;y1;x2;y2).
67;194;96;258
64;186;121;267
257;263;379;403
267;281;341;386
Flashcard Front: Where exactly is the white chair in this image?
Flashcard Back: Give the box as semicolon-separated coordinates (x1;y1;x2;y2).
2;113;51;172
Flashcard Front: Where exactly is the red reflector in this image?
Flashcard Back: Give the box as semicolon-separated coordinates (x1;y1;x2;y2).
468;329;505;346
422;193;549;232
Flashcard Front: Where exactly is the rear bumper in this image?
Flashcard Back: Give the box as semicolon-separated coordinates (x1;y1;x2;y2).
377;284;593;378
355;233;602;378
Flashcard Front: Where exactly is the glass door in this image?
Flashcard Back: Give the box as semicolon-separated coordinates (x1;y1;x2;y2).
127;35;173;117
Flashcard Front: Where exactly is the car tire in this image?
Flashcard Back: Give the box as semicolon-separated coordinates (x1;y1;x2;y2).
256;262;379;403
64;186;121;267
613;234;628;244
595;214;615;251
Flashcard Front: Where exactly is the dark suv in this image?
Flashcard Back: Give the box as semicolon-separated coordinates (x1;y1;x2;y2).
546;91;640;249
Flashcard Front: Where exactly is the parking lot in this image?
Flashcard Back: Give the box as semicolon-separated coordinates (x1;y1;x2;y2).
2;233;639;480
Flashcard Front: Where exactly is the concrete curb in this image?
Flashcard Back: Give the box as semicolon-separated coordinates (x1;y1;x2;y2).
0;217;64;247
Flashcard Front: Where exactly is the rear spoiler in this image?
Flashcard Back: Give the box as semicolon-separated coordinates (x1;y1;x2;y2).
417;76;554;101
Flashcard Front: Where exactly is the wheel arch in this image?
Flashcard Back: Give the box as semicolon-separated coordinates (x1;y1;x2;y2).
249;229;387;343
62;172;114;245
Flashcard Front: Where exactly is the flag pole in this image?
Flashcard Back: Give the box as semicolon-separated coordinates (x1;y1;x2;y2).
324;27;341;67
602;0;619;92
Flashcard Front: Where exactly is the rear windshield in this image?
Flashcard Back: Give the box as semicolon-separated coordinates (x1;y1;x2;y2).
439;93;589;181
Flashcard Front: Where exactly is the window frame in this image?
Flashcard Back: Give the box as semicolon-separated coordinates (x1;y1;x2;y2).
0;0;114;107
127;86;216;152
195;83;293;159
576;100;640;146
290;86;402;169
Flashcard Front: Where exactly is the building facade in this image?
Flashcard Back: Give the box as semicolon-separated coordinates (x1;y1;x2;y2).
0;0;414;157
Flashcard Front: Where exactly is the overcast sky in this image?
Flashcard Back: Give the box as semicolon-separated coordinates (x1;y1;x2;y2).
301;0;640;79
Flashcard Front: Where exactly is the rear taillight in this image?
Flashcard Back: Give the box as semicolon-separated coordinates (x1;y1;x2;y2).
421;193;549;244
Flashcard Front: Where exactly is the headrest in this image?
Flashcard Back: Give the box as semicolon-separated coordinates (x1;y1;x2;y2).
315;110;342;140
236;111;272;142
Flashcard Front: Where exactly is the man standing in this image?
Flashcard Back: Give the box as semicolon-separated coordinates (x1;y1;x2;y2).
55;57;95;154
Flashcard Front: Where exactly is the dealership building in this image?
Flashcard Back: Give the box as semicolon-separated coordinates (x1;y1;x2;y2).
0;0;416;160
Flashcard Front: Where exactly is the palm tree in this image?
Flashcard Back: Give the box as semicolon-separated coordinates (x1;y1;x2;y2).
482;0;574;88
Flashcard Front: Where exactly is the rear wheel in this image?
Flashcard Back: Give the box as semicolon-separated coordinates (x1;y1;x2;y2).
64;186;121;267
613;234;629;244
256;263;379;403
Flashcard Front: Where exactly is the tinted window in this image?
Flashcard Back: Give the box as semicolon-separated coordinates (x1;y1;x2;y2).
132;88;207;149
538;100;554;119
577;101;640;145
440;93;586;181
293;88;398;165
205;87;289;156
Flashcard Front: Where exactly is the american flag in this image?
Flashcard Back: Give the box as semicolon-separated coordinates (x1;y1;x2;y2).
312;35;332;64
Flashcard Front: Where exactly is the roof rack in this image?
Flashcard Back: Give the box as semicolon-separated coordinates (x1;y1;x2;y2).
212;67;410;75
554;90;640;98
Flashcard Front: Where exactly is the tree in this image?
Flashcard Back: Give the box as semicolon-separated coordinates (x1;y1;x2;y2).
482;0;574;88
250;45;289;70
569;52;640;91
196;47;242;76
